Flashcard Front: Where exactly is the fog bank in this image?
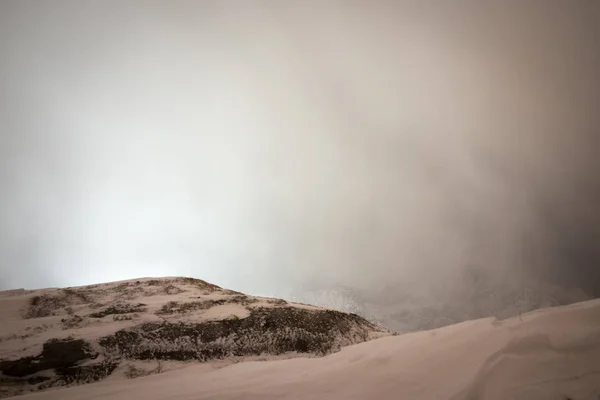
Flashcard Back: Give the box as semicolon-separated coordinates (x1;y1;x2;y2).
1;2;599;310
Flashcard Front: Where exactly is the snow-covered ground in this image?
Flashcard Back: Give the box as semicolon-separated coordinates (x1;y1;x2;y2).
0;278;387;398
10;296;600;400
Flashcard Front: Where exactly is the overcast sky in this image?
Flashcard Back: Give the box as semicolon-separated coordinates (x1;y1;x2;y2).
1;1;599;299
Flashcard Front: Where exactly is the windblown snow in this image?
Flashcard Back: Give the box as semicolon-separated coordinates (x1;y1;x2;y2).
1;279;599;399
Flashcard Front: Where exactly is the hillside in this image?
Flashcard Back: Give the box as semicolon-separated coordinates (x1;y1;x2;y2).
0;278;388;398
11;297;600;400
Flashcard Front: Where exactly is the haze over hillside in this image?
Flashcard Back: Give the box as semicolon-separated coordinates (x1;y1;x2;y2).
1;2;600;332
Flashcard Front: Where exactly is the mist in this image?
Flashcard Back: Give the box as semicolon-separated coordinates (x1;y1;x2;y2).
1;1;599;321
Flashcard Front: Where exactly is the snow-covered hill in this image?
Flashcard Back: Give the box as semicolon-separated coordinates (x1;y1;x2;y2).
0;278;387;398
11;297;600;400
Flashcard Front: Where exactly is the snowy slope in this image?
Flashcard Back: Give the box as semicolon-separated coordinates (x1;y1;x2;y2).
0;278;387;398
12;297;600;400
290;274;593;333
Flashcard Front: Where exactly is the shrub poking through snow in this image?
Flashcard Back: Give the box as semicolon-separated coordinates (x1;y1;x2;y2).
51;360;119;386
157;296;259;315
100;306;380;361
123;361;164;379
177;278;221;291
89;303;147;318
61;315;84;329
267;298;288;305
23;290;93;319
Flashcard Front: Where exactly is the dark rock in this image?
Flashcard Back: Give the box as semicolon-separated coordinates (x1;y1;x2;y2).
0;338;97;378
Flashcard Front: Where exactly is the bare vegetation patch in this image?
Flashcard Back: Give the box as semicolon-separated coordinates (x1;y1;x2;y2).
123;360;164;379
24;325;50;334
156;296;258;315
99;278;221;299
222;289;244;296
113;314;136;322
230;295;260;306
177;277;221;292
89;303;147;319
112;283;146;300
61;315;84;330
113;283;132;293
100;307;382;362
23;290;94;319
163;284;184;295
47;360;119;387
267;298;288;306
0;324;50;343
156;300;224;315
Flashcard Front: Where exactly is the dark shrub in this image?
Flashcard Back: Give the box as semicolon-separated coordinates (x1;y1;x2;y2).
100;306;379;361
89;303;147;318
23;290;93;319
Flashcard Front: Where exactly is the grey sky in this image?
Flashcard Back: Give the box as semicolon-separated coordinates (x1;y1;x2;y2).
1;1;599;300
